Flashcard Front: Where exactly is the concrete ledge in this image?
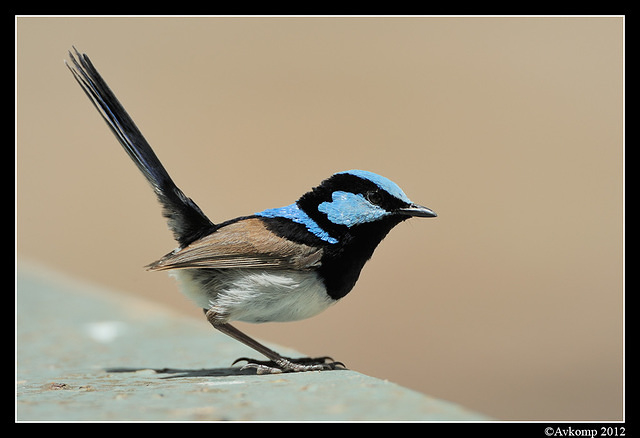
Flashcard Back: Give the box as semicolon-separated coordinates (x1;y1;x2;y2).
16;262;489;421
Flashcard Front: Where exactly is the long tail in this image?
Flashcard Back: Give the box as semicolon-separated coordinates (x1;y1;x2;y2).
65;47;214;247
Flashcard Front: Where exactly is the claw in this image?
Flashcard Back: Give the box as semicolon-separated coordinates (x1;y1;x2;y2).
231;357;255;366
231;356;347;374
240;362;284;375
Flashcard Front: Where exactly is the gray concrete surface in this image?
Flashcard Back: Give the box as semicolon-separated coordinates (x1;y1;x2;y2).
16;262;489;421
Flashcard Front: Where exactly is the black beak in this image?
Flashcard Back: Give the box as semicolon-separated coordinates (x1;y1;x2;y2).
397;203;437;218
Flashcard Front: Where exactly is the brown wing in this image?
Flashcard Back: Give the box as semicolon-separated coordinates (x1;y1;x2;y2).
146;217;323;272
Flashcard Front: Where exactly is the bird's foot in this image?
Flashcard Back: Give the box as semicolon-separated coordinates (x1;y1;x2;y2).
232;356;346;374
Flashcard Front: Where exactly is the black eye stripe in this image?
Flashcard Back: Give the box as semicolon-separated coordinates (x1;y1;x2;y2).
365;191;382;205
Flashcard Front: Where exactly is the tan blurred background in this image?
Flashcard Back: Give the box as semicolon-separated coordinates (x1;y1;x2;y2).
16;17;623;420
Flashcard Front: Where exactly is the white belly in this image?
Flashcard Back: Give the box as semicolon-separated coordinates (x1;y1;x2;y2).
171;269;335;323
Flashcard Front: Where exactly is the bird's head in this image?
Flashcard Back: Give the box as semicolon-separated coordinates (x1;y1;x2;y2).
296;169;436;244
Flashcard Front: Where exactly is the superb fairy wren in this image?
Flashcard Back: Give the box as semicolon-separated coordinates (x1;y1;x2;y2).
66;48;436;374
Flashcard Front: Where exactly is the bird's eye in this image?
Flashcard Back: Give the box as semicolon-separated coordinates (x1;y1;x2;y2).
366;191;382;205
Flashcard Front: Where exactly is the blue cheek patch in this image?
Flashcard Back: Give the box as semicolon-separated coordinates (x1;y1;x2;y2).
318;191;389;227
256;203;339;244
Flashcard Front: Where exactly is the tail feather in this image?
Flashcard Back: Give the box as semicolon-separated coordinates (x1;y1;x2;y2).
66;48;214;247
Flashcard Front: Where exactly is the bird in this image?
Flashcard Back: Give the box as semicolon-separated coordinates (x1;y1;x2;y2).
65;48;436;374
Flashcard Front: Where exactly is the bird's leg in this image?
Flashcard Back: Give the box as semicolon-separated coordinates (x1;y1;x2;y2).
204;309;345;374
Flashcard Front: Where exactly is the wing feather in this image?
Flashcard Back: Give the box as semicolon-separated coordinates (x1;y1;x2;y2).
146;218;322;271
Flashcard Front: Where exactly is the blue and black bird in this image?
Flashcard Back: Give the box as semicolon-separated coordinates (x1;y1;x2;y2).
66;48;436;374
